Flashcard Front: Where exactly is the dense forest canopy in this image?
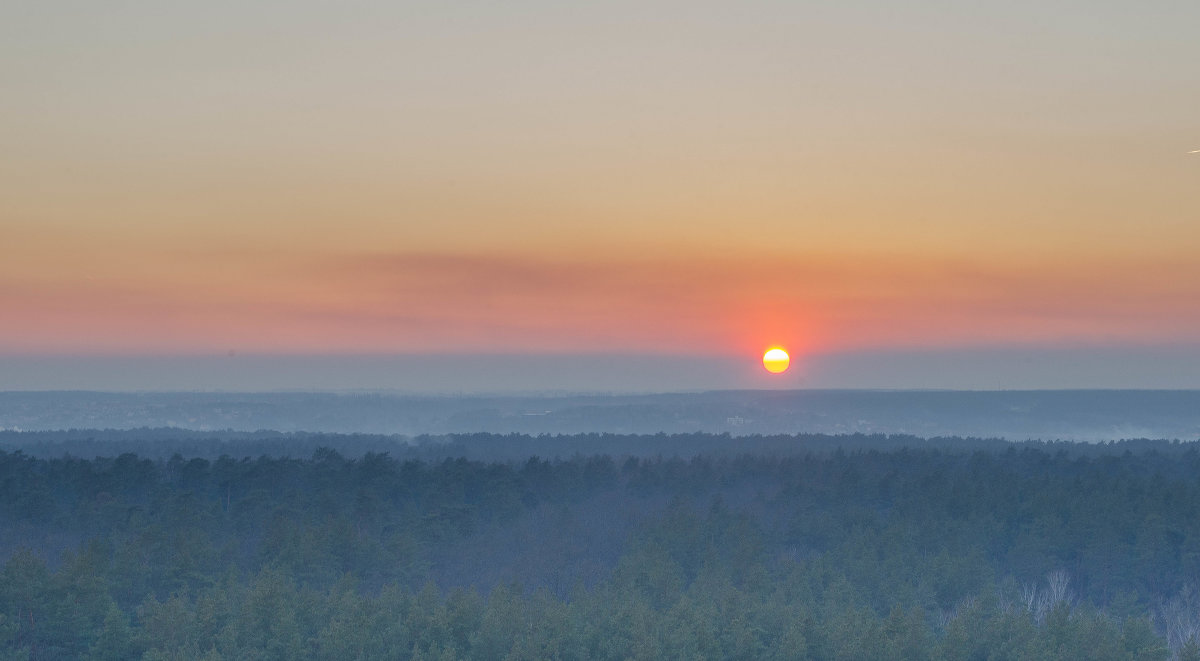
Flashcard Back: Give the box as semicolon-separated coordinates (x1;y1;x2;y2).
2;431;1200;659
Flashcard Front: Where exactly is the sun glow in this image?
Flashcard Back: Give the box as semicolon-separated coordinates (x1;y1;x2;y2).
762;348;790;374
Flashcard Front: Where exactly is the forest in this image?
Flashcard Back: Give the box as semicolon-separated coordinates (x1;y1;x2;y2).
2;432;1200;659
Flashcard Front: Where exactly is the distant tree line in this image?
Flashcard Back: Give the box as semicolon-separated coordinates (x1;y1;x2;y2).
2;434;1200;658
7;427;1199;461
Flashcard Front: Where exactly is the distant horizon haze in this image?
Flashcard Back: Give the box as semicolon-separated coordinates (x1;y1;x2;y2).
3;345;1199;392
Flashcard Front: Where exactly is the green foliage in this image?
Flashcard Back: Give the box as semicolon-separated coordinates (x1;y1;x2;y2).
1;440;1199;657
1179;638;1200;661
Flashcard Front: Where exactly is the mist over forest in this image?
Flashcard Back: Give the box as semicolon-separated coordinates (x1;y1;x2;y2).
5;390;1200;441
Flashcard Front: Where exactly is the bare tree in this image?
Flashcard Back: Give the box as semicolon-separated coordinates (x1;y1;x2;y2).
1021;570;1073;624
1156;585;1200;654
936;596;978;632
1021;582;1039;614
1043;570;1074;609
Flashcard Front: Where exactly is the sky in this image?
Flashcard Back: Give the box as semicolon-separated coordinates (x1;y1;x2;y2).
2;0;1198;390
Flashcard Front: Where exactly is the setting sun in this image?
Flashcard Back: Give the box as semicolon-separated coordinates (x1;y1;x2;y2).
762;348;790;374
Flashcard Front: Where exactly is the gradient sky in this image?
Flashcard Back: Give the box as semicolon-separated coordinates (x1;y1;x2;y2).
2;0;1198;389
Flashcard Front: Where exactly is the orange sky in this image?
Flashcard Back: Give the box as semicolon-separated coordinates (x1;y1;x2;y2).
2;0;1198;379
5;240;1199;360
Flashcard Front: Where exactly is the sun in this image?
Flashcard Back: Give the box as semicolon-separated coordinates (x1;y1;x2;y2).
762;348;790;374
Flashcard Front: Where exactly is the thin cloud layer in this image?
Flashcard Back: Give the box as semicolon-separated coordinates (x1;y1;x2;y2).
3;250;1198;356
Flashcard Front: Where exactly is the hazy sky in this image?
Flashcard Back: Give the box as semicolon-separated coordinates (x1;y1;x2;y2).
3;1;1198;389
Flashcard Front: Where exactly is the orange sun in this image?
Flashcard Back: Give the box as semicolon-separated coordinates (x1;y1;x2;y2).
762;348;790;374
